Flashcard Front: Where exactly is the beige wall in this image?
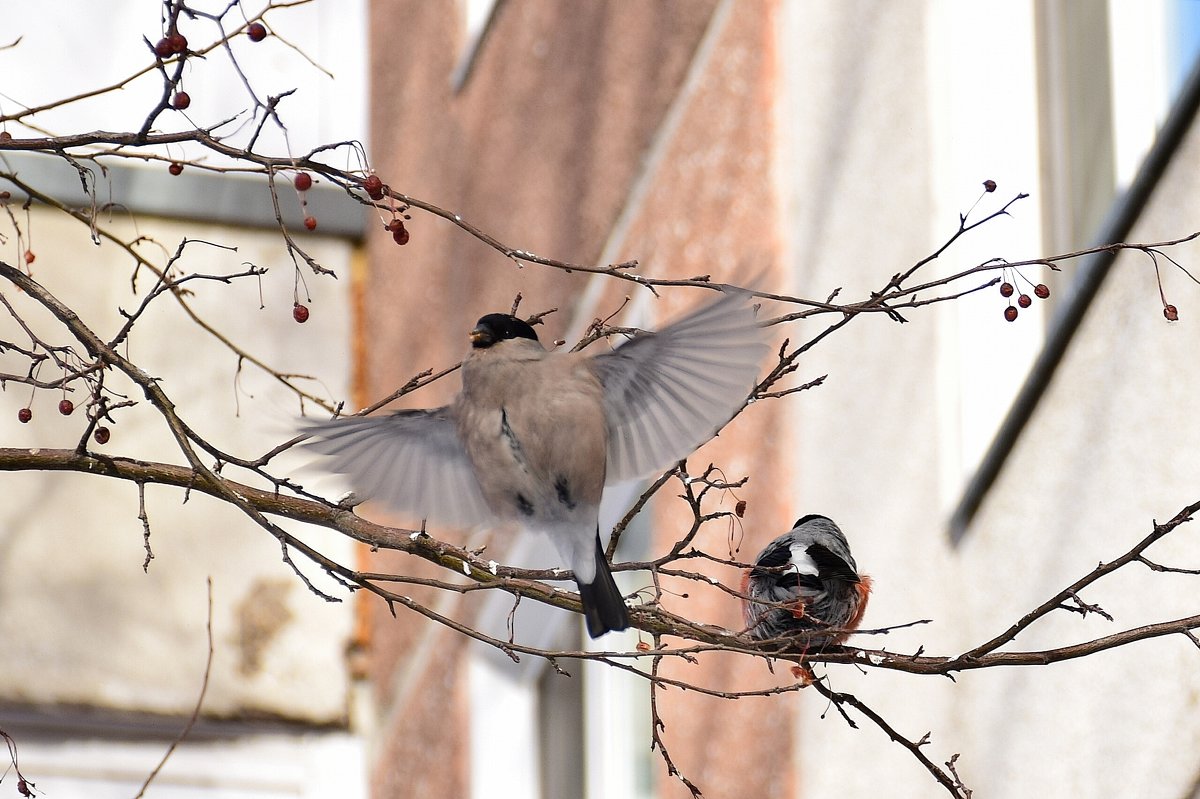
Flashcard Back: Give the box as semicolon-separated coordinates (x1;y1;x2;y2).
0;205;358;723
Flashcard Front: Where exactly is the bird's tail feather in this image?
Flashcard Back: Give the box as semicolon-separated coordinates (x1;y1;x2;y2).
578;535;629;638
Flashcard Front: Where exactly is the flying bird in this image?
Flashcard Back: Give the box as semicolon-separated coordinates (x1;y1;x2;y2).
741;514;871;646
303;287;769;637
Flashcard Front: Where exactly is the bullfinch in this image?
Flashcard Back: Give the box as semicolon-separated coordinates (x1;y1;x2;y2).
741;514;871;646
302;287;769;637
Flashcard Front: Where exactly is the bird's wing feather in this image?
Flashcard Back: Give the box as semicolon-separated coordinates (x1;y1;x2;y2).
300;409;493;529
805;541;861;584
591;289;769;481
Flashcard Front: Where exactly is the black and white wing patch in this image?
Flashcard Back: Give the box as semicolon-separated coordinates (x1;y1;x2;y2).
591;289;769;482
300;408;492;529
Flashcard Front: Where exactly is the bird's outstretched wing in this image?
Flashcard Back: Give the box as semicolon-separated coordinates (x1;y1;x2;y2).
300;408;492;529
591;288;769;482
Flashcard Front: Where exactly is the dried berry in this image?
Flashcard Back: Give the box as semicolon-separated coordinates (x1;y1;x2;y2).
0;131;12;142
293;303;310;323
734;499;747;518
1164;304;1179;321
293;172;313;191
23;250;35;265
999;282;1014;298
168;32;188;53
1004;306;1018;322
392;226;410;246
1018;294;1032;308
154;37;173;58
172;91;191;110
169;162;184;176
983;179;997;193
58;399;74;416
17;407;32;424
247;22;268;42
364;174;385;200
94;426;111;444
1034;283;1050;299
303;215;318;231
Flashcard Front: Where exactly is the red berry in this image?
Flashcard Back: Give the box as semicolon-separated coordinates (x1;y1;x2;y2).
23;250;35;265
293;172;313;191
983;179;997;193
247;22;268;42
94;426;111;444
0;191;10;200
154;37;173;58
303;216;318;231
169;32;188;53
999;281;1014;297
293;303;310;323
172;91;191;110
364;174;385;200
17;407;32;424
1164;304;1179;321
1034;283;1050;299
169;162;184;176
0;131;12;142
385;218;403;232
58;399;74;416
392;226;410;246
1018;294;1032;308
1004;306;1018;322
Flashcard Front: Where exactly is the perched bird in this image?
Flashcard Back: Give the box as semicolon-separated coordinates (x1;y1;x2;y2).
741;514;871;646
303;287;769;637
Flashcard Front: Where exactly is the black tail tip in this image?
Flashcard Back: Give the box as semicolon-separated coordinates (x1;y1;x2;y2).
578;580;630;638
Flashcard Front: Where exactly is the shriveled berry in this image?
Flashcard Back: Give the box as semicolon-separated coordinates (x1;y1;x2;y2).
94;426;111;444
24;250;35;265
247;22;268;42
303;216;318;231
58;399;75;416
0;131;12;142
293;172;313;191
1164;304;1179;321
169;32;188;53
154;37;173;58
734;499;747;518
999;281;1014;297
983;179;997;193
172;91;191;110
1034;283;1050;299
17;407;32;424
1018;294;1032;308
385;218;403;232
1004;306;1018;322
0;190;10;200
169;162;184;176
364;174;385;199
293;303;310;323
392;226;410;246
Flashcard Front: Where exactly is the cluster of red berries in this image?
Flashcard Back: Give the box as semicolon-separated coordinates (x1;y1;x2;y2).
153;30;188;59
15;398;111;443
999;269;1050;322
289;172;319;230
387;217;410;245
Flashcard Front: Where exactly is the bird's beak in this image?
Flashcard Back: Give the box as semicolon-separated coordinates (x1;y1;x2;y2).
470;326;493;347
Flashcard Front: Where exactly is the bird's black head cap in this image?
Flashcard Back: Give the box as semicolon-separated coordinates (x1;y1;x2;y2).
471;313;540;349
